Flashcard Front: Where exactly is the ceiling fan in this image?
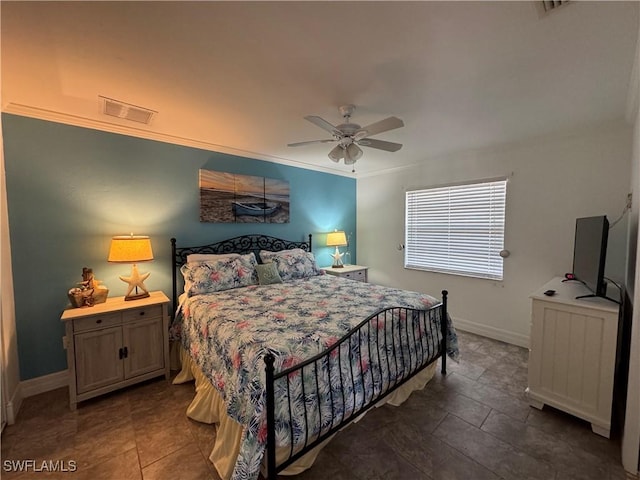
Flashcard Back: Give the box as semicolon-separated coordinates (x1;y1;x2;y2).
288;105;404;166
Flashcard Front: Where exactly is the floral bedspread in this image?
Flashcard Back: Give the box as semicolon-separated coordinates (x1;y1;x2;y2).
176;274;458;480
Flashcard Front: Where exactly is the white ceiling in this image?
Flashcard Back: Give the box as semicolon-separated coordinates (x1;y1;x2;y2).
2;1;638;177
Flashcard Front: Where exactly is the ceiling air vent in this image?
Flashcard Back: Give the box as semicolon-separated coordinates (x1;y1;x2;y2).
99;96;156;125
538;0;569;15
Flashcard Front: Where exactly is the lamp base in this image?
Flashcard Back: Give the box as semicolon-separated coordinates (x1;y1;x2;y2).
330;246;345;269
124;291;150;301
119;263;151;301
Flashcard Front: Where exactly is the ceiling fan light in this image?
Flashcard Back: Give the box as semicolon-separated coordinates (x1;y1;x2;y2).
344;148;356;165
346;143;363;161
328;145;344;162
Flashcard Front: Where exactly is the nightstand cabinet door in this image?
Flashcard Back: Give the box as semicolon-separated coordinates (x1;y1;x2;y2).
75;327;124;394
124;317;165;379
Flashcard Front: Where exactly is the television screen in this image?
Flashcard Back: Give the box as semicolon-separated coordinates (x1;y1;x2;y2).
572;215;609;297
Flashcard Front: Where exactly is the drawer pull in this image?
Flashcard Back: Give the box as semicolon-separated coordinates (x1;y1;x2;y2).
118;348;124;360
139;311;145;316
123;346;129;358
96;319;102;324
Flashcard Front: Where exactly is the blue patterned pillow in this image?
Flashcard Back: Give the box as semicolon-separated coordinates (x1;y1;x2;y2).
259;249;320;281
181;253;258;296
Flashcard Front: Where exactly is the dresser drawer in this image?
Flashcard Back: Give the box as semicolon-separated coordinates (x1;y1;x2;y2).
122;304;162;322
73;312;122;333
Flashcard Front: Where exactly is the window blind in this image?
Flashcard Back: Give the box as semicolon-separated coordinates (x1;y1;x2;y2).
405;179;507;280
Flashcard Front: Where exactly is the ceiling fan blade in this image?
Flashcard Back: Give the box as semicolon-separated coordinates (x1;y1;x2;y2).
305;115;342;136
358;138;403;152
357;116;404;138
287;139;335;147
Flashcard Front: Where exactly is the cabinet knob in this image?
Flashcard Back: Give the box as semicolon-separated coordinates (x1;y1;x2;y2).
139;311;145;316
96;319;102;324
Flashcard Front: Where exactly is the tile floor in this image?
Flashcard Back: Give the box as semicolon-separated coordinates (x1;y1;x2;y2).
0;331;634;480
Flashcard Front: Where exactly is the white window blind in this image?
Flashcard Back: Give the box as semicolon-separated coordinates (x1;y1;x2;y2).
405;179;507;280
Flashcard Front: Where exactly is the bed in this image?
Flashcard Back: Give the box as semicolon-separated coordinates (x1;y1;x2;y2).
170;234;458;480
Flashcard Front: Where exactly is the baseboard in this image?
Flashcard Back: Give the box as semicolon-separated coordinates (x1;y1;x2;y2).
4;383;23;425
20;370;68;398
452;316;530;348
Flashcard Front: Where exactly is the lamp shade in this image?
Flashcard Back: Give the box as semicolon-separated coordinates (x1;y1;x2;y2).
108;235;154;263
344;144;363;165
328;145;344;162
326;231;348;247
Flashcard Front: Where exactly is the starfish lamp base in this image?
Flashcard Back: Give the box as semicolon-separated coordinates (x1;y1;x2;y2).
119;263;151;301
331;246;345;268
124;291;150;301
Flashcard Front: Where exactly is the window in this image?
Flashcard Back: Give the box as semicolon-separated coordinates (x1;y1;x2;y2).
405;178;507;280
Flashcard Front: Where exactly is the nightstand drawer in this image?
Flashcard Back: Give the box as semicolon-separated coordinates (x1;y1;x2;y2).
322;265;369;283
73;313;122;333
122;304;162;322
343;270;366;282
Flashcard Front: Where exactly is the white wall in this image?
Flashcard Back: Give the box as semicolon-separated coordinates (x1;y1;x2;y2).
357;121;632;347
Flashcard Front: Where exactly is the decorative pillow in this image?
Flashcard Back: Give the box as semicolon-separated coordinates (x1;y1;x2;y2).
186;253;240;263
255;262;283;285
181;253;258;296
259;249;320;281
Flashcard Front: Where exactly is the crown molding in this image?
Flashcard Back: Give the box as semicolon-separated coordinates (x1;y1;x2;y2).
1;103;356;178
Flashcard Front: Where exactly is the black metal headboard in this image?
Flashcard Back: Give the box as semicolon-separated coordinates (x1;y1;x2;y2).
170;234;312;316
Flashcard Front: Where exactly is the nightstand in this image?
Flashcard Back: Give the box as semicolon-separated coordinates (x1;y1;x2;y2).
61;291;170;410
322;265;368;282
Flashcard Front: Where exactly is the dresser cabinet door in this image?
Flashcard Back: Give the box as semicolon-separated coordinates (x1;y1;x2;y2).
75;327;124;394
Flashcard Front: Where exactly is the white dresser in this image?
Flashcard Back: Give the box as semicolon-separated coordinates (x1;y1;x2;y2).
527;277;620;437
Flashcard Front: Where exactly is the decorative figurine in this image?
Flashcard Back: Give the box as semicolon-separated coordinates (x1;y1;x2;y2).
68;267;109;307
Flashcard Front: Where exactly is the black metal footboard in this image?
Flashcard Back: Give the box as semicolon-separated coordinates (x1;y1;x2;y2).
264;290;449;479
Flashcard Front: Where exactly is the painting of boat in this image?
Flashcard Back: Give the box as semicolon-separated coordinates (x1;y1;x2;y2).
232;201;279;216
199;169;290;223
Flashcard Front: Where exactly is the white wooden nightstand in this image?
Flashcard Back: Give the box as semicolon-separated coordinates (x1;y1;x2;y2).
322;265;368;283
60;291;170;410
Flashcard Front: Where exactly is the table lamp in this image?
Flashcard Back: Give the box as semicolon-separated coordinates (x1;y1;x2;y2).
326;230;348;268
108;234;154;301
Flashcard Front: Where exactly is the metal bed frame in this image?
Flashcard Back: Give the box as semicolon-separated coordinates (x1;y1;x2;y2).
171;234;447;480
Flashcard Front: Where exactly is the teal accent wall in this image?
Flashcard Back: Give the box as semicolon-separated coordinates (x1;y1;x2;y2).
2;114;356;380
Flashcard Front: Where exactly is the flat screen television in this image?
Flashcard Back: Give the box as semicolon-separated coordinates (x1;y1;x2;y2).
572;215;609;297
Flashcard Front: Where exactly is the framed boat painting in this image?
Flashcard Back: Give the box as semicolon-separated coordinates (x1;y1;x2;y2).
199;169;290;223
